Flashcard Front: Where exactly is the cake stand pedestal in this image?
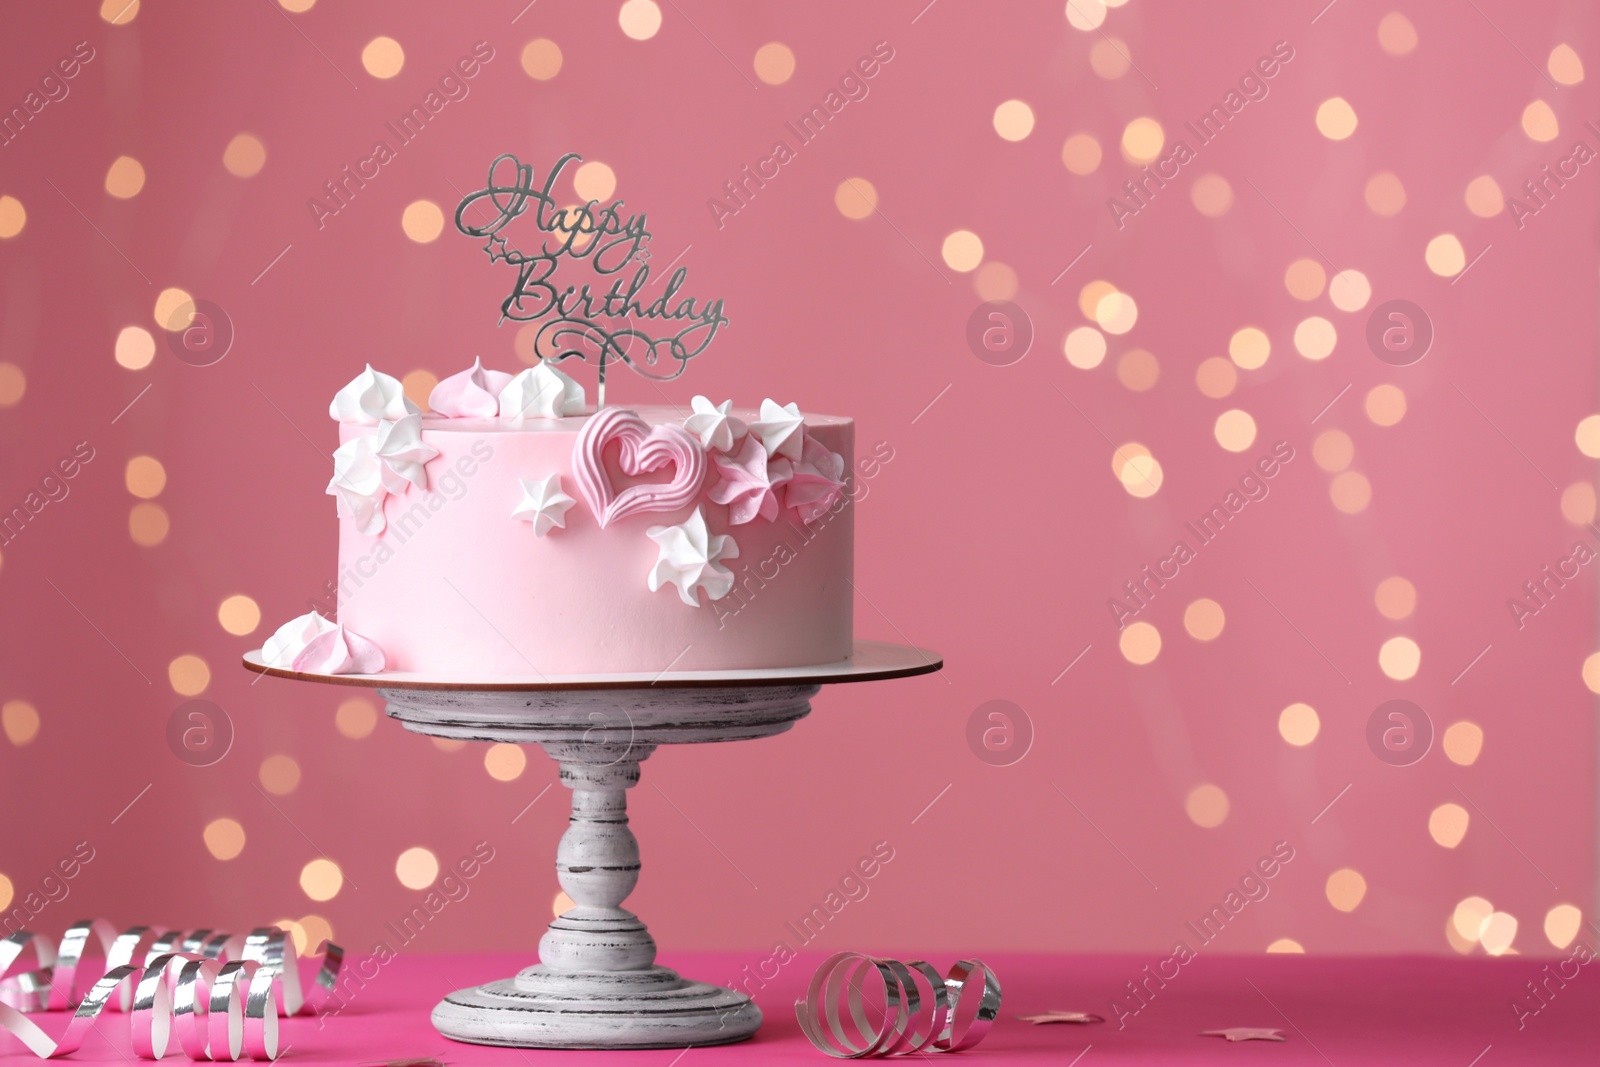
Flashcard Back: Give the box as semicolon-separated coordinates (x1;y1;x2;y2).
242;640;940;1050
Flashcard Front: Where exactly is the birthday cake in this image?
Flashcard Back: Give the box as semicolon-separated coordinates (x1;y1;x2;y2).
259;361;857;677
259;151;861;677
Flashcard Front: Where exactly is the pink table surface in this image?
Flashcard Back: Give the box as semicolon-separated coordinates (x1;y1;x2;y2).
9;951;1594;1065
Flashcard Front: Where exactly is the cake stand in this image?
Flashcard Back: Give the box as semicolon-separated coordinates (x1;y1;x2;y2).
241;640;941;1050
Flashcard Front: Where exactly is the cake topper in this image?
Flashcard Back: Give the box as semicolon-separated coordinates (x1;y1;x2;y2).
455;153;729;408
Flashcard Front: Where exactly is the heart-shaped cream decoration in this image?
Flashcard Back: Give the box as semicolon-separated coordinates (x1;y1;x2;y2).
573;408;708;528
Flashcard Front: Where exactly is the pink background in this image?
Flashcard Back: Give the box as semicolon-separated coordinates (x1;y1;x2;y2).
2;0;1597;969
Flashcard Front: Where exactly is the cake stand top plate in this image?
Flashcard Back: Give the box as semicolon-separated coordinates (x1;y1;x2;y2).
241;639;942;692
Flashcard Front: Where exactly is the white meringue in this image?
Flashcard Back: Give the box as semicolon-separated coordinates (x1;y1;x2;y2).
499;362;586;419
749;398;805;461
683;395;748;452
512;472;577;536
292;624;387;675
262;610;338;668
328;364;418;425
373;414;439;493
646;507;740;607
327;436;389;535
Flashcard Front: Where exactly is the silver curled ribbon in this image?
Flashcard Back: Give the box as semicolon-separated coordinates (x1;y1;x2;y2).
795;953;1001;1058
0;919;342;1061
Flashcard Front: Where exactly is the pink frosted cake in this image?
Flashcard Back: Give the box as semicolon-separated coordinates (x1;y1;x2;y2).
261;360;857;678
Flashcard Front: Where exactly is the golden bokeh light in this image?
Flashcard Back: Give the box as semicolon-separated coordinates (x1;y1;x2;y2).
753;42;795;85
552;890;575;918
1584;651;1600;694
1549;43;1585;86
1284;258;1326;301
1190;173;1232;217
168;654;210;696
1078;280;1117;319
1312;429;1354;473
1228;326;1270;369
1453;897;1494;942
1121;117;1164;162
0;364;24;408
203;818;245;861
1330;471;1372;513
574;161;617;203
1116;348;1159;392
485;742;527;781
278;0;316;11
1575;414;1600;457
401;369;437;412
1065;0;1108;31
973;262;1018;302
1442;721;1483;766
1428;803;1469;848
1325;868;1367;912
993;99;1035;141
1315;97;1358;140
361;36;405;79
1378;636;1421;680
154;287;195;331
1278;703;1320;746
335;697;379;739
1293;316;1337;360
1119;621;1161;664
125;455;166;499
116;326;156;370
1464;175;1503;218
1114;445;1163;498
1266;938;1305;954
3;700;40;746
218;594;261;636
1545;904;1582;949
1377;11;1418;56
395;846;440;890
1214;409;1256;452
1365;171;1406;215
129;503;170;546
1063;327;1106;370
0;196;25;239
104;155;146;199
1095;291;1138;334
619;0;663;40
834;179;877;220
1090;37;1131;79
1521;99;1559;142
432;737;467;752
1365;384;1406;426
521;38;563;80
1061;134;1103;175
1328;269;1371;312
1561;482;1596;525
1425;233;1466;276
1183;598;1225;641
298;914;333;954
299;858;344;902
100;0;138;24
941;230;984;272
401;200;445;243
1481;912;1517;956
259;754;302;795
1445;916;1476;954
1185;783;1229;828
0;874;11;912
1374;576;1416;620
1195;357;1237;398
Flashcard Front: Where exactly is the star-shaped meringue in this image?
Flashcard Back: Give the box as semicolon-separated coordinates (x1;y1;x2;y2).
749;398;805;461
783;435;847;524
512;473;577;536
327;436;389;535
708;435;791;525
372;414;439;493
1201;1028;1286;1042
683;395;748;453
1019;1011;1105;1025
646;507;740;607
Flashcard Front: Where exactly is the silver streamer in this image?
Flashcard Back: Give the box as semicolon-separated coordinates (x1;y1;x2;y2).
795;953;1001;1057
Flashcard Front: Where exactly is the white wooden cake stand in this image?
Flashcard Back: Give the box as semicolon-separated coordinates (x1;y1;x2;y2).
241;640;941;1050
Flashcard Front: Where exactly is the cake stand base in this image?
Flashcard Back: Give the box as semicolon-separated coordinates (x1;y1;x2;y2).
432;967;760;1049
242;641;941;1050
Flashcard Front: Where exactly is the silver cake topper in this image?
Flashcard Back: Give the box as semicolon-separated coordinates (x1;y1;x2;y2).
455;153;729;408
